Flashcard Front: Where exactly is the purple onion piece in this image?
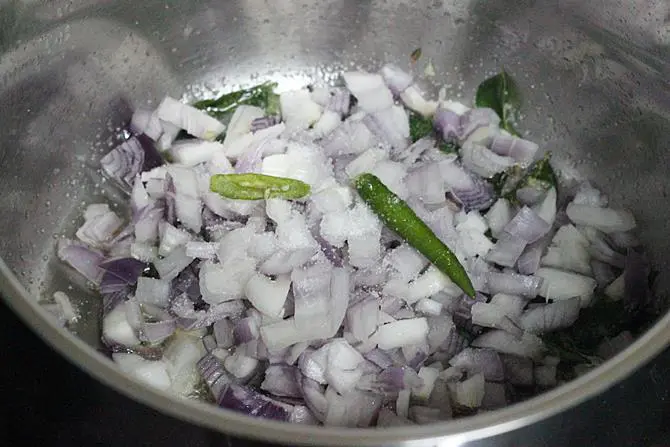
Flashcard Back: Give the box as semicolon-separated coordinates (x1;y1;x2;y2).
170;261;202;302
517;234;552;275
624;249;652;315
197;354;232;400
450;175;495;212
57;239;106;285
219;384;293;421
500;354;534;386
314;234;343;267
136;133;164;172
235;139;269;174
363;349;395;370
459;108;500;141
234;317;260;344
380;63;414;96
261;365;302;398
250;116;280;133
139;318;177;343
100;137;144;191
489;134;538;168
449;348;504;382
326;88;352;115
102;289;129;317
164;173;177;225
433;107;461;142
439;328;471;361
99;257;147;286
503;206;551;244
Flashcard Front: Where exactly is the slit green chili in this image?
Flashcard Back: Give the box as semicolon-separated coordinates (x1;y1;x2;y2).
355;173;476;297
210;173;311;200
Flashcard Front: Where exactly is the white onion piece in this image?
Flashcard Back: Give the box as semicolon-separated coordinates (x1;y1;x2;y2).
135;277;170;308
103;302;140;347
164;331;207;396
448;372;485;408
343;71;394;112
113;353;171;391
534;267;597;307
200;257;256;304
520;297;581;333
363;106;410;153
487;272;544;298
461;140;515;178
245;273;291;318
487;234;527;268
541;224;592;275
328;268;351;337
373;318;429;350
280;90;323;131
380;63;413;95
156;96;225;141
533;187;557;226
566;203;636;233
158;120;181;150
76;204;124;249
413;367;441;401
48;291;79;326
489;134;538;168
471;302;523;337
224;349;259;380
415;298;443;316
154;246;194;281
130;108;163;141
384;244;427;282
400;85;439;117
485;198;513;239
503;206;551;244
472;330;545;360
169;140;225;166
407;266;453;304
396;389;411;419
221;105;264;154
489;294;526;321
158;222;191;257
449;348;504;382
573;181;608;207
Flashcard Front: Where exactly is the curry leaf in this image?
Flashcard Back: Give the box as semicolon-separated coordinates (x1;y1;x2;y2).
475;70;521;136
193;82;280;122
408;112;434;142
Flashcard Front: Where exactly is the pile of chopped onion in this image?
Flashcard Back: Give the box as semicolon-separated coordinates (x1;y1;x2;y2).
54;63;648;427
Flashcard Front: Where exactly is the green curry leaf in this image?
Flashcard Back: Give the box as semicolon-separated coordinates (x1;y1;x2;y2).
475;70;522;136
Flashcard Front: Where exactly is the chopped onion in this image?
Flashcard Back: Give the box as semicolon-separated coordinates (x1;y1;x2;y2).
520;297;581;333
373;318;429;350
535;267;597;307
448;372;485;409
157;96;225;141
566;203;636;233
486;272;544;298
472;330;545;360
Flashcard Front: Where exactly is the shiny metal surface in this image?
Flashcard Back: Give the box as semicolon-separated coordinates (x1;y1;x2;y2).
1;0;669;445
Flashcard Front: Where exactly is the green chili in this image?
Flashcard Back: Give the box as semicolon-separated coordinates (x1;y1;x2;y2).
355;173;476;297
210;173;311;200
